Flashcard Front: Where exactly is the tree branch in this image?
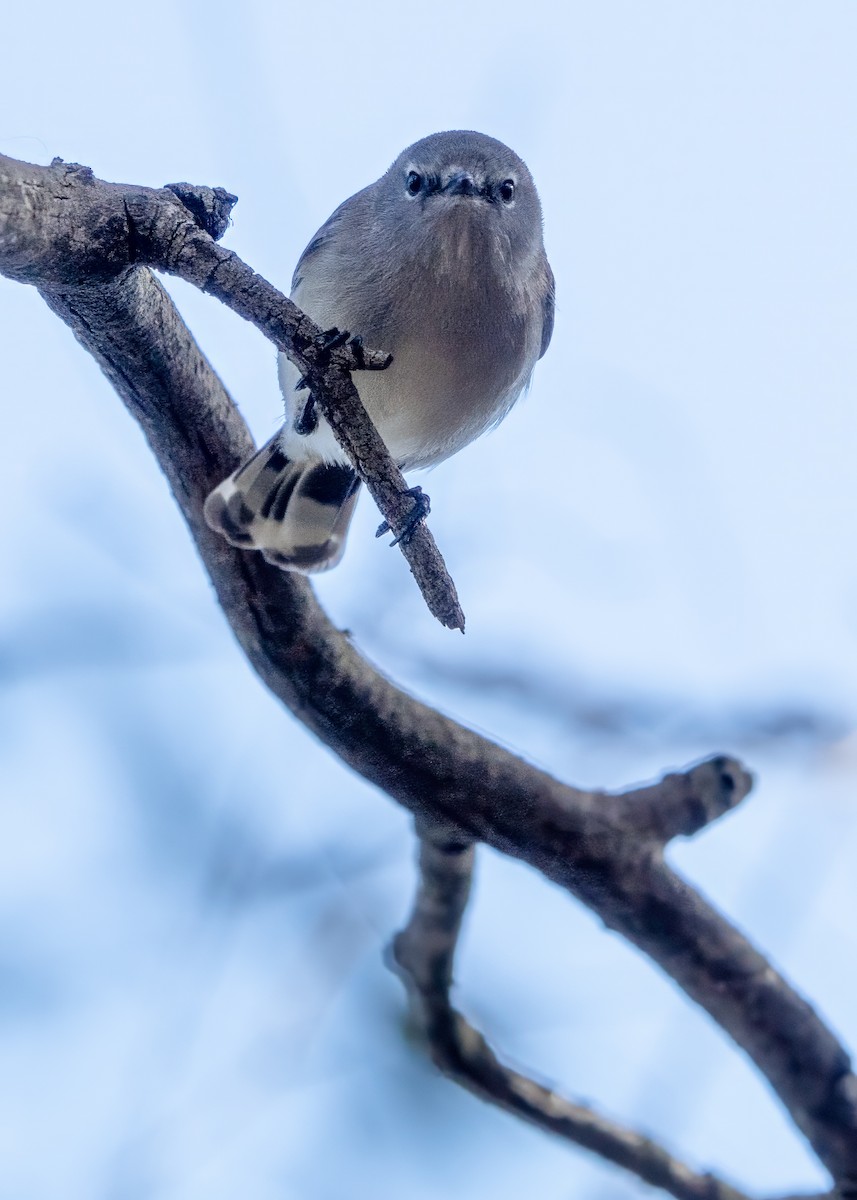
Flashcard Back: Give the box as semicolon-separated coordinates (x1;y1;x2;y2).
392;830;751;1200
2;152;856;1192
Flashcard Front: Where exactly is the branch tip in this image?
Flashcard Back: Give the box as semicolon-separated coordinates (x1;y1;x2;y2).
614;754;753;843
164;181;237;241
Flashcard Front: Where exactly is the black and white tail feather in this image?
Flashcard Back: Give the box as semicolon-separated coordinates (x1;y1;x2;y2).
203;435;361;573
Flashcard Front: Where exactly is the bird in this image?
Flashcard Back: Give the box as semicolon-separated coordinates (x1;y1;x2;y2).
203;130;554;573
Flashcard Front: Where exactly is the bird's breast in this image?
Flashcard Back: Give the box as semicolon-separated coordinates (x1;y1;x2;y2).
284;204;541;470
374;214;535;463
357;275;534;469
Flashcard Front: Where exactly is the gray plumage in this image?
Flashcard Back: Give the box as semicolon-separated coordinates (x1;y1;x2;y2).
204;130;554;572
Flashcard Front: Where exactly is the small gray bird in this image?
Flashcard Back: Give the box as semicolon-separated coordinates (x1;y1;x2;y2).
204;130;554;572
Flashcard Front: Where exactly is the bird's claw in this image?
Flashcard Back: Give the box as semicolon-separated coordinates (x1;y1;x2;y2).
314;326;350;366
296;328;351;433
294;392;319;435
376;486;431;546
346;334;393;372
296;332;386;436
348;335;366;369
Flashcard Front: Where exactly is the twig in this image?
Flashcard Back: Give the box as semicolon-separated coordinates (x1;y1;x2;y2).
391;830;751;1200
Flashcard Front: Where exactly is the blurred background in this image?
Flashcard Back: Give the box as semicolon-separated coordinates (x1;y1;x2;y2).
1;2;856;1196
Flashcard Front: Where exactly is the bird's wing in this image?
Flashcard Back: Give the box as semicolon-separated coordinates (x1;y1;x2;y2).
291;187;372;293
539;261;555;360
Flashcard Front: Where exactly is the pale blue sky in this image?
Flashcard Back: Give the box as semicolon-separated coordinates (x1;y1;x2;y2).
1;4;856;1197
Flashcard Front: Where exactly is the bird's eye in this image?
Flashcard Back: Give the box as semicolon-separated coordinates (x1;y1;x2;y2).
499;179;516;203
406;171;423;196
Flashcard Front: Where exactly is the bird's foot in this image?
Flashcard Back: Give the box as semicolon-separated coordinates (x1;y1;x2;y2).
294;328;351;432
348;334;366;369
293;392;318;435
314;326;350;366
376;486;431;546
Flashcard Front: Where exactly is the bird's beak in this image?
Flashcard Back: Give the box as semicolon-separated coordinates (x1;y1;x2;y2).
444;172;479;197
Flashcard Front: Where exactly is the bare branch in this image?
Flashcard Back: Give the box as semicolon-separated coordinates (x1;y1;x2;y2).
2;152;856;1189
391;832;751;1200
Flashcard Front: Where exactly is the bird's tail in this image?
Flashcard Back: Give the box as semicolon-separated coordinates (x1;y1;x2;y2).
203;436;361;573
